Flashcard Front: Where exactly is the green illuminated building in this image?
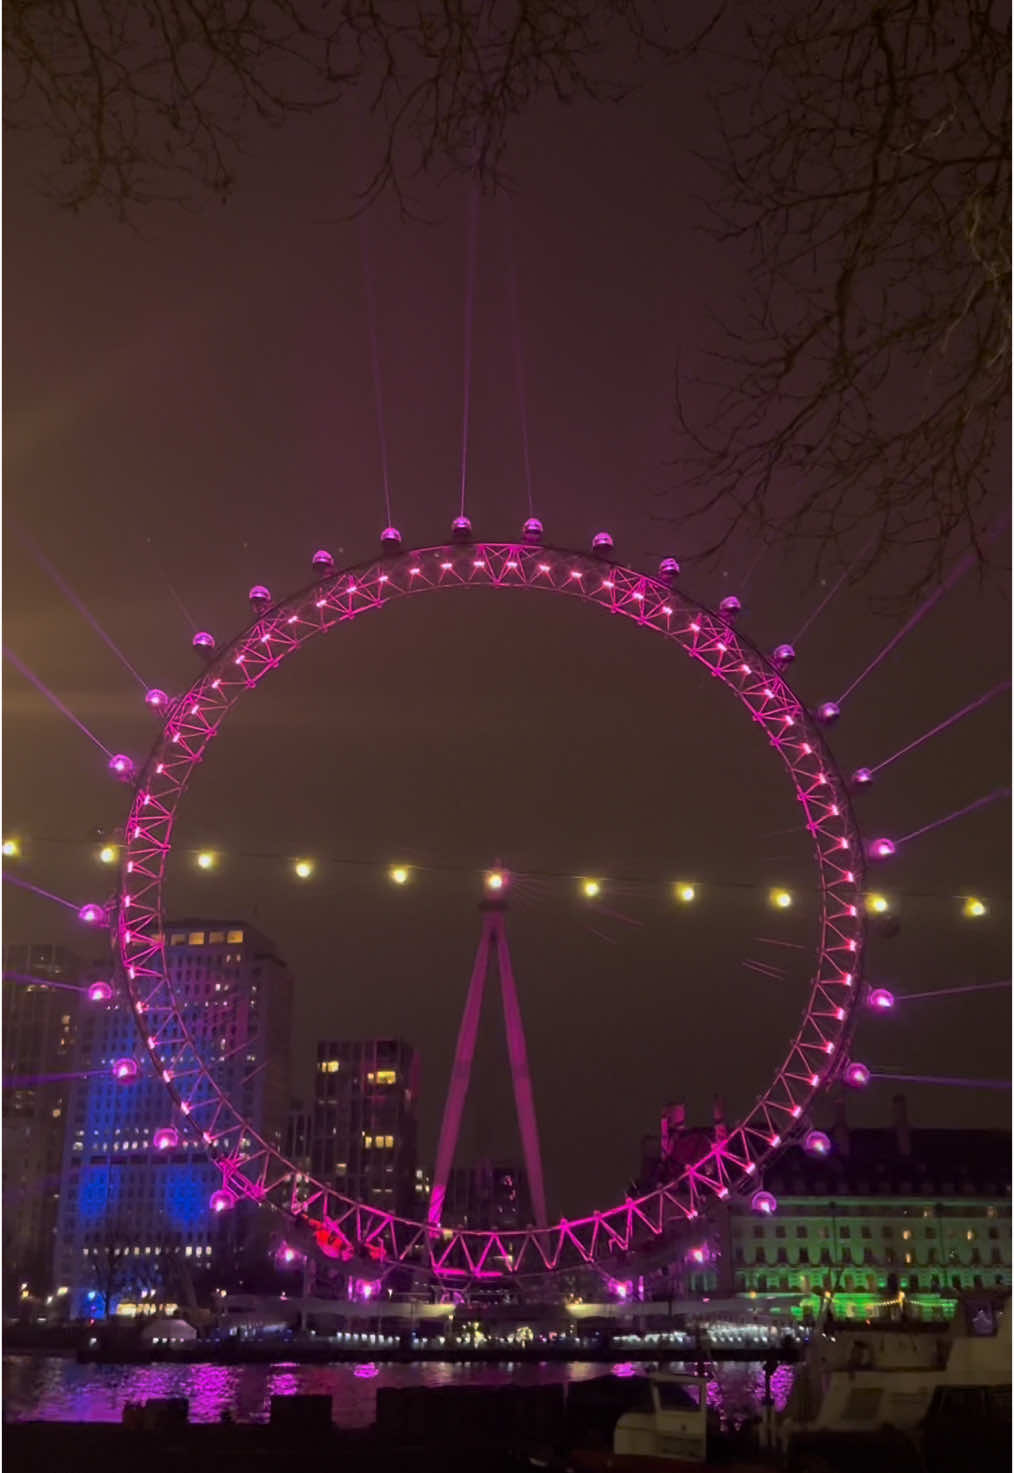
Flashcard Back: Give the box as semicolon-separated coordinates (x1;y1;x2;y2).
726;1099;1011;1321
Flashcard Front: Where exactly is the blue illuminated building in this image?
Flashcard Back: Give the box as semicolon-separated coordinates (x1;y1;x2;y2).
54;921;292;1316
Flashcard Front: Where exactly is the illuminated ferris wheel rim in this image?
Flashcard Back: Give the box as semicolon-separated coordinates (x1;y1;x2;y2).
113;535;867;1278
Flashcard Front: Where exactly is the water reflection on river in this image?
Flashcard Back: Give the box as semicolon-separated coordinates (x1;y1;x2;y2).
3;1356;793;1427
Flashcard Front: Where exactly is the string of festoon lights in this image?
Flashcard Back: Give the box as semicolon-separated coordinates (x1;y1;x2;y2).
0;833;995;918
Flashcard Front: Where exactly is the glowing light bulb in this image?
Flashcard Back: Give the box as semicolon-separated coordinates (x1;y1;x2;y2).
154;1127;179;1151
869;837;896;860
112;1057;139;1083
582;879;601;899
389;866;410;886
196;851;216;871
294;859;314;880
99;845;118;866
209;1189;236;1214
770;888;793;909
675;883;696;903
2;838;20;858
844;1061;871;1089
78;903;105;926
485;870;507;892
804;1130;831;1157
751;1190;777;1216
88;980;113;1002
963;896;987;918
145;688;168;710
868;987;895;1011
866;893;890;914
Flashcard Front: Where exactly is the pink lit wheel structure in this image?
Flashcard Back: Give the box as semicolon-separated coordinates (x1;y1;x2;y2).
115;542;866;1278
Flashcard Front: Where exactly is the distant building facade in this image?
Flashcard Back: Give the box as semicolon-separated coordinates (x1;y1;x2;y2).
637;1097;1011;1319
311;1039;418;1216
2;944;82;1295
53;921;292;1316
286;1098;313;1174
444;1161;534;1231
726;1103;1012;1320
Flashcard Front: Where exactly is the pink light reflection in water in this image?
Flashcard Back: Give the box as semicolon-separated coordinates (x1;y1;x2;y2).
1;1358;789;1427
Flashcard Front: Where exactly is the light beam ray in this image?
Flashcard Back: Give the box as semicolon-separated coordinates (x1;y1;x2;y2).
14;528;146;688
3;647;113;757
899;981;1011;1002
3;970;87;993
838;549;976;703
898;788;1010;845
870;683;1010;775
503;197;534;518
359;212;393;527
458;183;481;519
793;534;877;645
871;1072;1010;1090
742;959;785;979
3;873;80;910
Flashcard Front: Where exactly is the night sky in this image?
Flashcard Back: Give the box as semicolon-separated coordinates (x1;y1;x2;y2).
4;42;1010;1220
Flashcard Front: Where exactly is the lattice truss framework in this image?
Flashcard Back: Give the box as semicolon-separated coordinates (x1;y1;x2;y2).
114;543;866;1279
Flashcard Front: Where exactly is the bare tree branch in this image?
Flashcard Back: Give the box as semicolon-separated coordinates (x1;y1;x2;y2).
670;0;1010;602
3;2;708;213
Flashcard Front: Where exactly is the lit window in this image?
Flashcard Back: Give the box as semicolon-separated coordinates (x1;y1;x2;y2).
364;1135;373;1148
52;1108;62;1119
210;931;225;943
226;930;244;944
376;1070;397;1086
366;1072;375;1083
188;932;205;946
385;1135;395;1149
170;933;186;946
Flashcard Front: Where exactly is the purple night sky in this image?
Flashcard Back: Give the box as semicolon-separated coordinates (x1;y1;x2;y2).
4;35;1009;1218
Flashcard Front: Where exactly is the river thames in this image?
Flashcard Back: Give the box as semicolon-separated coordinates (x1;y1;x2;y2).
3;1355;794;1426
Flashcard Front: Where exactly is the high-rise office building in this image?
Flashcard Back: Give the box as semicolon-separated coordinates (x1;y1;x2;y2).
286;1097;313;1174
2;944;82;1295
53;921;293;1316
444;1160;534;1231
311;1039;418;1216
